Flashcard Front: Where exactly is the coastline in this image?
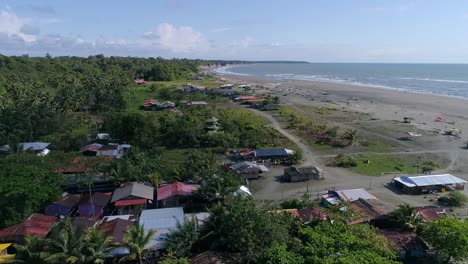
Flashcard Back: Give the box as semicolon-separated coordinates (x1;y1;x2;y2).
209;67;468;144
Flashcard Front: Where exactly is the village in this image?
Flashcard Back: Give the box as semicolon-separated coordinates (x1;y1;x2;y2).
0;58;467;264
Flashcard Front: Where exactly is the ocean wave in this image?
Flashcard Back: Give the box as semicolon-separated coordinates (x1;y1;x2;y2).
214;65;252;76
397;77;468;84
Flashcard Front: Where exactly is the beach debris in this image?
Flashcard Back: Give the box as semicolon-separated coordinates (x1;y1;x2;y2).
436;116;444;122
403;117;414;123
443;128;461;137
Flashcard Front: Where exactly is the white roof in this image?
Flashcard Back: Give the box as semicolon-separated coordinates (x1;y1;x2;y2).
394;174;467;187
0;142;50;152
335;188;377;202
285;149;295;154
139;208;184;249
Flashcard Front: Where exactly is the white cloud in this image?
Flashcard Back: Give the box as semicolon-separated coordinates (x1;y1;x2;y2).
211;27;230;33
0;10;37;42
143;23;207;53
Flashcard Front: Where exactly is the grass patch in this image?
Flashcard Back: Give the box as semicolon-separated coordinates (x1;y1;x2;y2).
366;143;394;152
311;141;334;150
351;155;418;176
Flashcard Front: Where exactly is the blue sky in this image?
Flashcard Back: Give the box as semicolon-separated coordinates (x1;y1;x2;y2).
1;0;468;62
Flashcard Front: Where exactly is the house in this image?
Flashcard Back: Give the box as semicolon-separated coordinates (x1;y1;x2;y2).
99;218;134;244
0;214;56;243
157;182;200;208
0;142;51;156
81;143;104;156
78;192;111;219
0;243;15;263
220;84;233;89
143;99;163;111
100;214;138;223
321;188;377;206
377;229;427;260
233;95;257;102
254;148;295;163
297;207;327;223
111;182;154;212
97;144;130;158
186;101;208;107
413;206;449;221
139;207;185;249
229;161;269;179
135;79;147;85
283;166;323;182
238;84;251;90
393;174;466;194
44;193;81;217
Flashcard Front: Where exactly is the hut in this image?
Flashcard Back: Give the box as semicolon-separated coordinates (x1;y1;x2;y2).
283;166;322;182
157;182;200;208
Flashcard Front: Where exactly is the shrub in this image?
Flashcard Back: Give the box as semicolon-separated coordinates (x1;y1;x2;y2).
438;191;468;207
335;154;357;168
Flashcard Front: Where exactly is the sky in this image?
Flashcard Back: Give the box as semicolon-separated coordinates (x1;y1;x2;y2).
1;0;468;62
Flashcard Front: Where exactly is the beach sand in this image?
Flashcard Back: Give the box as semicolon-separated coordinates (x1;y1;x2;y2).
211;69;468;206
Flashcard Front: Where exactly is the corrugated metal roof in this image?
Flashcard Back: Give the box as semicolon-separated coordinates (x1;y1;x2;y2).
255;148;289;157
157;182;199;201
139;208;184;249
0;142;50;152
394;174;467;187
111;182;154;202
335;188;377;202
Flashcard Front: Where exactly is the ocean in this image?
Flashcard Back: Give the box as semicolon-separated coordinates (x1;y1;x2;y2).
216;63;468;99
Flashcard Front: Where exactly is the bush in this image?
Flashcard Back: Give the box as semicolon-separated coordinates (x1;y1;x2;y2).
335;154;357;168
438;191;468;207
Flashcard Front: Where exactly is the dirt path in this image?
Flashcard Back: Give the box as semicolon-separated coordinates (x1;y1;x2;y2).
248;108;317;166
247;107;462;207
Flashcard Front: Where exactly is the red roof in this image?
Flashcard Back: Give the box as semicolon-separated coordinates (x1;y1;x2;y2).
0;214;56;242
114;199;147;207
414;206;448;221
98;218;134;243
157;182;200;201
297;207;327;222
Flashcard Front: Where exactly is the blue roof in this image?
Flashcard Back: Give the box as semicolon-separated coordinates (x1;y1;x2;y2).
255;149;288;157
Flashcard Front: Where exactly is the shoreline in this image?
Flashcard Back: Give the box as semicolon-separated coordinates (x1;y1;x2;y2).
213;65;468;101
209;67;468;144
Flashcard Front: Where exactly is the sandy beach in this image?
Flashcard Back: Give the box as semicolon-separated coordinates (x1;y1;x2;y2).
210;68;468;208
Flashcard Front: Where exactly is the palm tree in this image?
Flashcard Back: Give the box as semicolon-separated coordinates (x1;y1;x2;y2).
120;224;156;264
165;216;199;257
389;203;422;231
84;228;113;264
14;236;50;264
46;220;113;264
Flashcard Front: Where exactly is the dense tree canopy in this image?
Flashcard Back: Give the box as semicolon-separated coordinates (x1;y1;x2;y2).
0;154;63;228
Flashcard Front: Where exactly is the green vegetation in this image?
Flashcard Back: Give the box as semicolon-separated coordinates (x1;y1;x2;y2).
420;217;468;263
438;191;468;207
0;154;63;228
278;106;358;148
349;155;418;176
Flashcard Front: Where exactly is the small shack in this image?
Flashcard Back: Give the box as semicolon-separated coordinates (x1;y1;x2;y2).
0;214;56;243
393;174;466;194
283;166;322;182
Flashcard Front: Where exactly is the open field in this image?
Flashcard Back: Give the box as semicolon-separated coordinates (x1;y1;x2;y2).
213;70;468;213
